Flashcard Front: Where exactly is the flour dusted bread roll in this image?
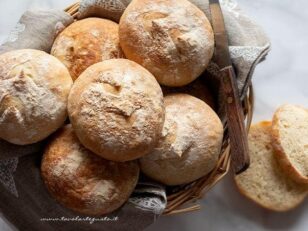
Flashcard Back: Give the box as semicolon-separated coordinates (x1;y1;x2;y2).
41;125;139;215
0;49;72;145
119;0;214;87
68;59;165;162
271;104;308;184
140;94;223;185
235;121;308;212
51;18;124;80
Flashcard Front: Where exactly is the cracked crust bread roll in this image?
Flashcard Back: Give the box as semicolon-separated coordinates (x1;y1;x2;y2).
0;49;73;145
41;125;139;215
271;104;308;184
235;121;308;212
140;94;223;186
68;59;165;162
119;0;214;87
51;18;124;81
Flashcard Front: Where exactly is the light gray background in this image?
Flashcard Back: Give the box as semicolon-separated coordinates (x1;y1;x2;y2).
0;0;307;230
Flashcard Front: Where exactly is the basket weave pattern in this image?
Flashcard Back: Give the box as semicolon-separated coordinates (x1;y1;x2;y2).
64;2;254;215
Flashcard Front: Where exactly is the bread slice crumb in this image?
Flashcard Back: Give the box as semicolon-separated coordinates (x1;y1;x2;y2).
235;121;308;212
271;104;308;183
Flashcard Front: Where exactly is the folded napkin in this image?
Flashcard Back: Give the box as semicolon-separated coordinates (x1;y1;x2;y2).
78;0;131;22
190;0;270;118
0;10;73;55
0;0;270;230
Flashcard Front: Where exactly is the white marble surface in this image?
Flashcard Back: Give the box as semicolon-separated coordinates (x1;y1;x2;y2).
0;0;307;230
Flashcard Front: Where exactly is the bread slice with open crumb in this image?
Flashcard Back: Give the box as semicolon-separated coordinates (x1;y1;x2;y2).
271;104;308;184
235;121;307;212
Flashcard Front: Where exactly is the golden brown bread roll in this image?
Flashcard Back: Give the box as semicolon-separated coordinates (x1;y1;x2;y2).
51;18;124;80
0;49;73;145
68;59;165;162
140;94;223;185
119;0;214;87
41;125;140;216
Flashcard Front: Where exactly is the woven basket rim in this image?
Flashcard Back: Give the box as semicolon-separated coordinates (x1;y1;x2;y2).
64;2;254;216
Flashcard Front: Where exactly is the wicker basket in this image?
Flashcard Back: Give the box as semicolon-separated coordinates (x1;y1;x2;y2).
64;2;254;216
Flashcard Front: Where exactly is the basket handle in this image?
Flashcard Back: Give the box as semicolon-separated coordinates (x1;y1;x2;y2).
221;66;250;174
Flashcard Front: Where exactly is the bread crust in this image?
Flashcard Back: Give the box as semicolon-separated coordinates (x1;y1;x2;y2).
51;18;124;81
235;121;308;212
68;59;165;162
119;0;214;87
0;49;73;145
140;93;223;185
41;125;139;216
271;105;308;184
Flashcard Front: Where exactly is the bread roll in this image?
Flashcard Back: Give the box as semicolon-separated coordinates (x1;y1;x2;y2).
51;18;124;80
140;94;223;185
162;77;216;110
271;104;308;184
68;59;165;162
235;121;308;212
41;125;139;215
119;0;214;87
0;49;72;145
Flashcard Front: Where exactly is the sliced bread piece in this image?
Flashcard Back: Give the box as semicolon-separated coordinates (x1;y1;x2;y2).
271;104;308;184
235;121;307;212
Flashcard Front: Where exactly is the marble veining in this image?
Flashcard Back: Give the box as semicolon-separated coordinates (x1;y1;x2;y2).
0;0;307;231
